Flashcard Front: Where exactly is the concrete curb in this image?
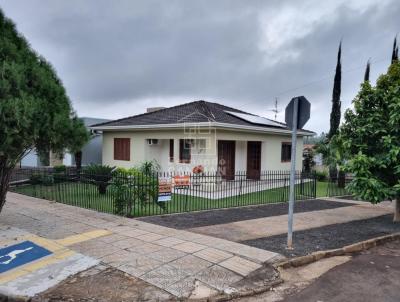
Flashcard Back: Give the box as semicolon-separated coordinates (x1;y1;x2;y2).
188;278;284;302
275;232;400;269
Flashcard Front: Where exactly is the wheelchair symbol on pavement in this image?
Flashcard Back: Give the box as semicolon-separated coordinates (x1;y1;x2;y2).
0;241;52;273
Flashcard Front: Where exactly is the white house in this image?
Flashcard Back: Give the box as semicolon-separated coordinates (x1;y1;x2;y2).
91;100;314;179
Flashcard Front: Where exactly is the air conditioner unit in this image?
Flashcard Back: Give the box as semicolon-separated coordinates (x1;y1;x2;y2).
147;139;159;145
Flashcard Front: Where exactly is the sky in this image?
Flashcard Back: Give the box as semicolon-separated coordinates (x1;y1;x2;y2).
1;0;399;133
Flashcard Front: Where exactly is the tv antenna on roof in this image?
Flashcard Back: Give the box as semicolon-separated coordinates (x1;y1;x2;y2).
268;98;282;120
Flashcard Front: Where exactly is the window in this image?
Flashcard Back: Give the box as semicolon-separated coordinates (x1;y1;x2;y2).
169;139;174;162
281;142;291;162
179;139;192;163
114;138;130;161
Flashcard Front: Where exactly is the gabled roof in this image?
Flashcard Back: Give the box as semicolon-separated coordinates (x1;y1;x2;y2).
91;100;314;135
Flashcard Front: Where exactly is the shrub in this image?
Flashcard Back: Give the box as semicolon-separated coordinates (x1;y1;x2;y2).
139;160;160;175
83;164;115;194
30;173;54;186
316;170;328;181
53;165;66;173
53;165;67;183
111;167;158;216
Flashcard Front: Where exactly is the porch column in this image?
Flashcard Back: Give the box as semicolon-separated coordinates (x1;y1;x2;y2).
174;138;180;164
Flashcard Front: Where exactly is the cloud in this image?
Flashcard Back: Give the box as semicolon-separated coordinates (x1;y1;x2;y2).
1;0;399;132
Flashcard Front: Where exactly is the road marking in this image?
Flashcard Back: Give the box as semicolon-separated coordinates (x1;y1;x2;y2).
0;241;52;274
55;229;112;246
0;250;75;284
0;229;111;284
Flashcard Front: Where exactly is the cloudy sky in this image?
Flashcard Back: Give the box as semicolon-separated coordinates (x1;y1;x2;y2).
1;0;399;132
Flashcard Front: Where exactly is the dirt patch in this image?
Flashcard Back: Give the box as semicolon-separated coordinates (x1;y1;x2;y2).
241;214;400;258
32;265;175;302
138;199;355;229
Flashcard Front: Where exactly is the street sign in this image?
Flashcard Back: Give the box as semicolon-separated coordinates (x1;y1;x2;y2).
284;96;311;250
285;96;310;129
0;241;52;273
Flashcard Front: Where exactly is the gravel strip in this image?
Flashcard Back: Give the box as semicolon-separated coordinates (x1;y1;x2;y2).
138;199;355;229
240;214;400;258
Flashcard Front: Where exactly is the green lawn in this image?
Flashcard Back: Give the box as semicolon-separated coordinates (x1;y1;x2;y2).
12;180;334;217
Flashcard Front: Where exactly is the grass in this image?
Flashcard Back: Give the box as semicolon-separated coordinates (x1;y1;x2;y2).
12;181;338;217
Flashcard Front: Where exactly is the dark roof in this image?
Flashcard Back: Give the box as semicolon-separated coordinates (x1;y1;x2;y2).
91;100;313;133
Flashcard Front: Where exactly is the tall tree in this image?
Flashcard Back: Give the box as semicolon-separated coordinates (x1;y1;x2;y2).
0;9;89;212
364;60;370;82
337;61;400;222
392;36;398;64
328;42;342;139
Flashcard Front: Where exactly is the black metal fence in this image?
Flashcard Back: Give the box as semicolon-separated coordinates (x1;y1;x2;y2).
327;172;353;197
9;168;317;217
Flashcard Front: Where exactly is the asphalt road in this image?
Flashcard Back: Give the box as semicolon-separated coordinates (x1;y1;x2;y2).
282;239;400;302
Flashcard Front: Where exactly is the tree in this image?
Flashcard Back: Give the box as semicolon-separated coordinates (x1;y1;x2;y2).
328;42;342;139
337;61;400;222
364;60;370;82
0;9;88;212
302;147;315;173
392;36;398;64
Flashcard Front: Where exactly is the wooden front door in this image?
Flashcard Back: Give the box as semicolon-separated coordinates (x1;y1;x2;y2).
247;141;261;180
218;140;235;180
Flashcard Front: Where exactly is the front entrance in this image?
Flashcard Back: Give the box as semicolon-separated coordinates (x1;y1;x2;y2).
247;141;261;180
218;140;235;180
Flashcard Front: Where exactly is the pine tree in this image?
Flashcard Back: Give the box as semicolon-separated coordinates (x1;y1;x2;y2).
391;37;398;63
0;9;89;213
364;60;370;82
328;42;342;139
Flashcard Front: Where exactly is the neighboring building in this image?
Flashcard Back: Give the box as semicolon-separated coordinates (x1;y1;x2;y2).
91;100;314;179
303;144;326;172
19;117;109;167
71;117;110;166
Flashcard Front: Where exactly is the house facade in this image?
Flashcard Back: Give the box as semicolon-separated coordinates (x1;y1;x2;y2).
91;101;313;179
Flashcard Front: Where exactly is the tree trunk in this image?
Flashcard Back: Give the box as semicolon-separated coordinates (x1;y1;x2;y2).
74;151;82;171
0;159;13;214
394;198;400;223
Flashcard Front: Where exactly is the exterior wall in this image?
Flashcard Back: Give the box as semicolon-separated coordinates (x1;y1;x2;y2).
71;134;104;166
102;129;218;172
102;128;304;172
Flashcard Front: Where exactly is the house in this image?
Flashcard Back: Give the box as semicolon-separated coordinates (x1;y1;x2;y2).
91;100;314;179
19;117;110;167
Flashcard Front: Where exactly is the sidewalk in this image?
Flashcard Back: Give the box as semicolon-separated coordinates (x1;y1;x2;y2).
0;192;281;299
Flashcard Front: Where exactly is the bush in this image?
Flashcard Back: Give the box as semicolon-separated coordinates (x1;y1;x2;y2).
139;160;160;175
30;173;54;186
53;165;67;183
316;170;328;181
83;164;115;194
111;167;158;216
53;165;66;173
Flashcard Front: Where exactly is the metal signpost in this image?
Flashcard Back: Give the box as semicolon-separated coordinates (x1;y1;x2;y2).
285;96;310;249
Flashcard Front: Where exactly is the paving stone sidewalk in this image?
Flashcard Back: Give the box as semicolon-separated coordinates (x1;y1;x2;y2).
0;192;282;299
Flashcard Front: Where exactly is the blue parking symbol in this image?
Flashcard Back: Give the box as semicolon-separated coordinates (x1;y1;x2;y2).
0;241;52;274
